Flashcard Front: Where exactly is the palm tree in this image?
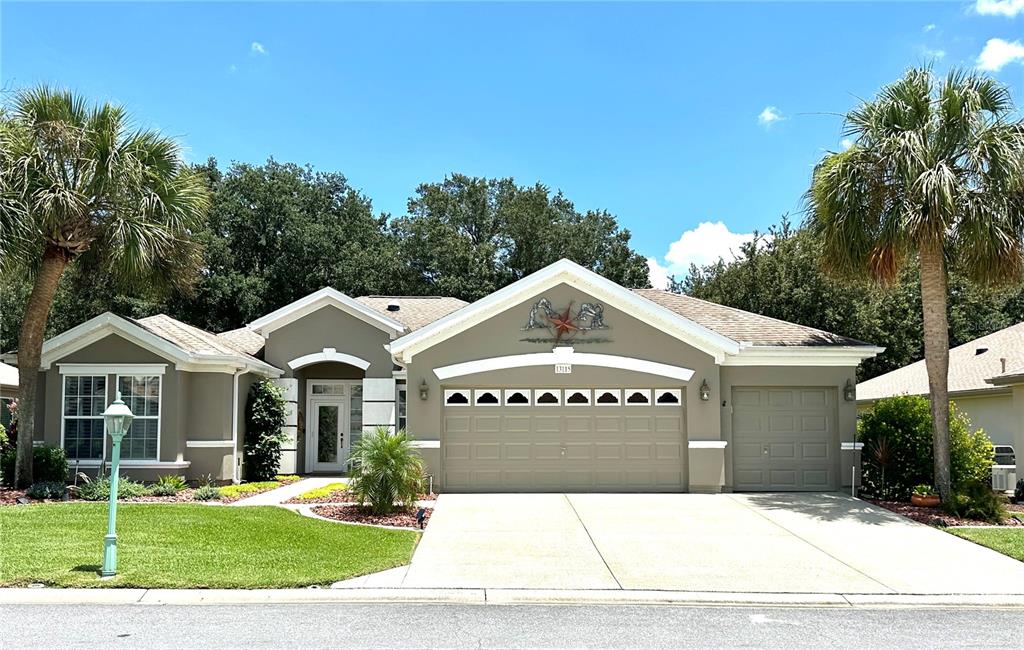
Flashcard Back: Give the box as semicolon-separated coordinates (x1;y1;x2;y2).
808;68;1024;501
0;87;209;487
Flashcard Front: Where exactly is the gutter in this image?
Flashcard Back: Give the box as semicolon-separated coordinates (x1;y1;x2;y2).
230;369;247;484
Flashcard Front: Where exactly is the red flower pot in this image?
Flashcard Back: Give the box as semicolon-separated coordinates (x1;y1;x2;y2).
911;494;940;508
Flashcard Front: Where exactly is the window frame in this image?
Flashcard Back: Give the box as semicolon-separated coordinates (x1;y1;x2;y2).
397;383;408;432
115;373;163;461
60;373;109;461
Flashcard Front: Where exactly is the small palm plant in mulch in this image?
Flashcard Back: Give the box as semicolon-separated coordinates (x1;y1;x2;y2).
346;426;425;515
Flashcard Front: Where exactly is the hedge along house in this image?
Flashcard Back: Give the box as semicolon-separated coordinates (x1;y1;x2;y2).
10;259;881;491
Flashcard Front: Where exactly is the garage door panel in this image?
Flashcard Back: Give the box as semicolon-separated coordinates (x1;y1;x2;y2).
504;443;531;461
625;416;652;433
506;416;532;433
535;416;561;432
595;443;623;460
565;470;593;487
474;415;501;433
625;443;652;460
565;443;592;461
655;443;682;460
655;415;683;433
445;443;471;461
445;415;471;433
594;416;621;431
565;416;592;433
732;387;836;492
534;443;562;460
474;443;501;460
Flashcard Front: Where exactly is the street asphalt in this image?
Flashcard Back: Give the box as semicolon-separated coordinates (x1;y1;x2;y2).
1;603;1021;648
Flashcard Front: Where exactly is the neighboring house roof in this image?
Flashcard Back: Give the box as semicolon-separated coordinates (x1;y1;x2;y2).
34;312;281;376
632;289;870;347
389;258;881;366
355;296;469;332
0;361;17;388
217;327;267;356
247;287;407;338
857;321;1024;401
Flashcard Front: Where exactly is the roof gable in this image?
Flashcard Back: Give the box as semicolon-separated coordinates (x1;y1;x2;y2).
248;288;406;338
389;259;743;364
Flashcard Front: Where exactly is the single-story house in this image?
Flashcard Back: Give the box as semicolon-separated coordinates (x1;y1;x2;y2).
856;322;1024;448
6;259;881;492
0;361;17;430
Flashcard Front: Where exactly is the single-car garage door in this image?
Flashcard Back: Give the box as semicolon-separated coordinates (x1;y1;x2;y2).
442;387;686;492
732;387;836;491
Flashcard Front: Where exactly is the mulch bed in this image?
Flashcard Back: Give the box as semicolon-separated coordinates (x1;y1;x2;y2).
868;498;1024;527
311;504;432;529
287;490;437;505
0;488;28;505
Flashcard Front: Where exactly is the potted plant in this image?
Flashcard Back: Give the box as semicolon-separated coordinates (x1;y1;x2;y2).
911;484;940;508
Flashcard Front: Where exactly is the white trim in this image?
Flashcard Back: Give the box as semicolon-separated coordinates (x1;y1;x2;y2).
390;258;740;364
410;440;441;449
68;460;191;469
39;312;281;377
722;345;885;367
840;442;865;451
433;348;696;382
288;348;372;371
230;370;244;483
688;440;728;449
248;287;406;337
58;363;166;376
186;439;235;448
115;373;162;462
392;369;408;380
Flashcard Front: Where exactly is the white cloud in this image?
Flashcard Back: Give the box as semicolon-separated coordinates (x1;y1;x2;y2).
228;64;238;73
251;41;267;55
646;257;672;290
922;47;946;59
841;138;854;150
923;23;937;32
976;0;1024;17
977;38;1024;71
757;106;784;127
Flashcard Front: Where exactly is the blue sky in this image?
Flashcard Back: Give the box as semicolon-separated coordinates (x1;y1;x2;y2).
4;1;1024;287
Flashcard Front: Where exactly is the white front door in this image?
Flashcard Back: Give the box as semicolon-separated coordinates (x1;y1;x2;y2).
310;397;349;473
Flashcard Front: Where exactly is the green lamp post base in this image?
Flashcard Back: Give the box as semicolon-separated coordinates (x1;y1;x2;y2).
101;533;118;577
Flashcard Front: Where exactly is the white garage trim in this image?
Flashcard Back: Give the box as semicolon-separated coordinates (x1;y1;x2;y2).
287;348;372;371
433;349;696;382
689;440;727;448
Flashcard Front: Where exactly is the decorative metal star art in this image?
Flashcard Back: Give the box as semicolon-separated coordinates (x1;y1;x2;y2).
547;302;580;345
520;297;611;345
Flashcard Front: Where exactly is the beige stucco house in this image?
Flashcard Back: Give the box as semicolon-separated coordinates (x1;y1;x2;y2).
856;322;1024;449
8;259;881;492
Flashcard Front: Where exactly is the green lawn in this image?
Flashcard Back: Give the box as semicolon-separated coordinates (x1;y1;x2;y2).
948;528;1024;562
0;503;418;588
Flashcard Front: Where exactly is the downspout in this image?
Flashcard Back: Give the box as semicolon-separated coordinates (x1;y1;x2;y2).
231;369;247;484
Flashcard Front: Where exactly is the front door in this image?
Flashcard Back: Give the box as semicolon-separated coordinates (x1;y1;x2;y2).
310;397;348;473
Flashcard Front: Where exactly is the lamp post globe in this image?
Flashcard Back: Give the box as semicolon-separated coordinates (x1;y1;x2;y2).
101;391;134;577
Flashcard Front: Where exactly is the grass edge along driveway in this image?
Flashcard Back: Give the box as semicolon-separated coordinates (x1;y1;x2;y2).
0;503;419;588
948;528;1024;563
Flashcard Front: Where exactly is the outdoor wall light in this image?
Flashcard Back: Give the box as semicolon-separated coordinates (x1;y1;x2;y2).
101;392;134;578
699;379;711;402
843;379;856;402
419;380;429;401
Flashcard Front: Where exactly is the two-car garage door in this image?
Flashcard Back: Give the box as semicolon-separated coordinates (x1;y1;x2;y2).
732;387;837;491
442;388;686;492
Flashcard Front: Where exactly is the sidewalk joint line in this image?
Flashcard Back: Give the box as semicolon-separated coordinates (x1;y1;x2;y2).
724;494;897;593
564;494;623;590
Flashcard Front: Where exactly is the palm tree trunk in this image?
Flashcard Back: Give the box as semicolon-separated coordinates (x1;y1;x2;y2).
919;240;951;501
14;246;70;488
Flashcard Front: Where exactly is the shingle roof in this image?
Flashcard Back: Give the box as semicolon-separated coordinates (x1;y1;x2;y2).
631;289;870;347
856;321;1024;400
134;315;265;362
356;296;469;331
217;327;266;356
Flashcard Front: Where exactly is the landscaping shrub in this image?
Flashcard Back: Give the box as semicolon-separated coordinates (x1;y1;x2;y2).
858;396;994;501
942;481;1008;523
151;474;188;497
76;475;151;501
193;485;222;501
1;444;68;487
244;379;287;481
347;427;424;515
0;423;7;451
26;481;67;500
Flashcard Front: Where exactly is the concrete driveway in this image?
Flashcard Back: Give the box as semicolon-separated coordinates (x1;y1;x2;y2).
401;493;1024;593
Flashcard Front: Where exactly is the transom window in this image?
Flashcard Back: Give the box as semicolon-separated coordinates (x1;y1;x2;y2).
63;375;107;460
118;375;161;460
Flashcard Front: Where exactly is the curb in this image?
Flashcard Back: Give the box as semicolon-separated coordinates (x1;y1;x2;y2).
3;588;1024;608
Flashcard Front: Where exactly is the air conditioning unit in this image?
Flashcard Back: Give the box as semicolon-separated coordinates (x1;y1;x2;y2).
992;465;1017;492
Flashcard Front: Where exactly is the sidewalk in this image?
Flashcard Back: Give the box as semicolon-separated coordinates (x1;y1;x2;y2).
2;587;1024;608
230;477;346;506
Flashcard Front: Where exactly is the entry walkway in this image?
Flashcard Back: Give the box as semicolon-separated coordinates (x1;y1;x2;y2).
400;492;1024;594
230;476;346;506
